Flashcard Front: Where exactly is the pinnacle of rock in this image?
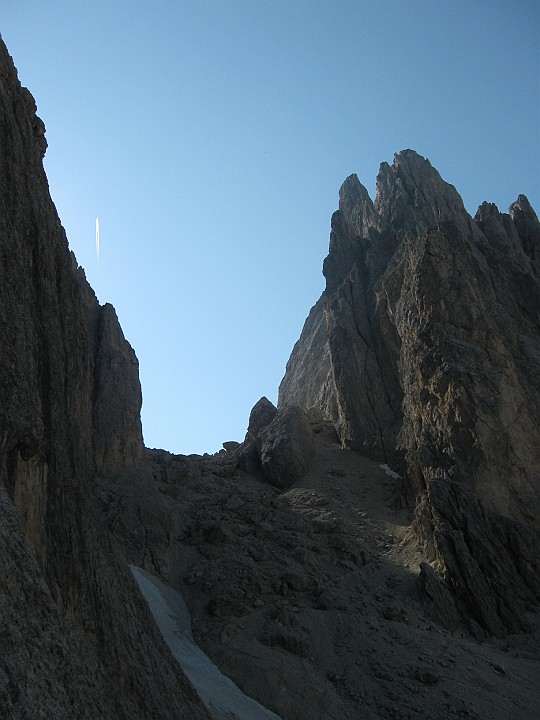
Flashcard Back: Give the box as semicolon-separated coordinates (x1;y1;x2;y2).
281;149;540;641
337;172;380;237
374;149;478;237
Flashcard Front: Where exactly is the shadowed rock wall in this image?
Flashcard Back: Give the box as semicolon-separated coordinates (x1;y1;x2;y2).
0;35;208;719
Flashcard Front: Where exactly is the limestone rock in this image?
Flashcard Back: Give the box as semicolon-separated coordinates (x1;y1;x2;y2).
92;303;145;474
278;295;339;423
237;397;278;474
102;419;540;720
509;194;540;274
0;489;108;720
2;28;540;720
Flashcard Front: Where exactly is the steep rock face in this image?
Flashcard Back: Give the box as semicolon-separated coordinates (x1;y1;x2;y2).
0;36;208;719
279;150;540;634
280;150;540;519
92;301;145;474
278;295;338;421
0;488;100;720
414;479;539;638
74;261;144;476
245;396;279;441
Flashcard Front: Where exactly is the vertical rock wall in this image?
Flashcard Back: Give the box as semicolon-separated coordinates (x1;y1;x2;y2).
0;36;208;719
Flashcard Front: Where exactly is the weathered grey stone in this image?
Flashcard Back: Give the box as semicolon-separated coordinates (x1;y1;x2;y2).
2;29;540;720
237;397;279;474
92;302;145;475
278;295;339;424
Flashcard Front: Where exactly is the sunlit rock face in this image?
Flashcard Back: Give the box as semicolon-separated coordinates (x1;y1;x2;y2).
279;149;540;634
0;35;209;720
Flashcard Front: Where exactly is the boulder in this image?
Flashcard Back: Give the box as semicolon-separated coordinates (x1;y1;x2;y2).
245;396;278;441
256;407;315;489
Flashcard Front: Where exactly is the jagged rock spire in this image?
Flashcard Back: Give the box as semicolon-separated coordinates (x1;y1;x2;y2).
280;151;540;636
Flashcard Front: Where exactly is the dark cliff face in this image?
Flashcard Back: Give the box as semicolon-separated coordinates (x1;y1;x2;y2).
0;36;208;719
279;150;540;635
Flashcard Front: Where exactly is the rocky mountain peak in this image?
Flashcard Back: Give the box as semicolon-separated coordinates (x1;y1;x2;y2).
509;193;540;272
512;193;536;216
474;200;501;222
337;172;379;238
324;150;485;294
0;40;47;162
281;151;540;640
374;149;478;238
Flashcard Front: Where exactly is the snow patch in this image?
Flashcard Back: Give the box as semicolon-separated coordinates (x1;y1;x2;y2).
129;565;282;720
379;463;401;480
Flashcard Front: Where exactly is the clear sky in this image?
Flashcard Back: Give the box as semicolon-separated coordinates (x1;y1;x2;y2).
2;1;539;454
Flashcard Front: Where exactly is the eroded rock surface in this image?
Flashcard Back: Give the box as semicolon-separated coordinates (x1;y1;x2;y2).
280;151;540;517
278;150;540;637
414;479;539;638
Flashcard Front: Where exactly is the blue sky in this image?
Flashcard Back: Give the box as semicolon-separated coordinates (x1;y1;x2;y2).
2;1;539;454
